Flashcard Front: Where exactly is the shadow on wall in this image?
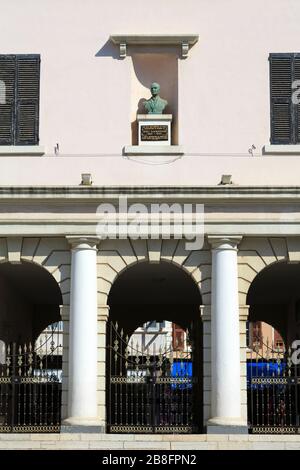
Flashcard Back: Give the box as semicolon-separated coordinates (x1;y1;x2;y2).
95;42;179;145
131;98;148;146
131;51;178;145
95;40;120;60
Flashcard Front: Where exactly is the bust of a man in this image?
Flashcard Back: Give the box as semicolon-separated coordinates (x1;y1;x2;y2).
144;82;168;114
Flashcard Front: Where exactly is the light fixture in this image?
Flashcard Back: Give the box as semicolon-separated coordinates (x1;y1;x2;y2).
248;144;256;156
81;173;93;185
219;174;233;185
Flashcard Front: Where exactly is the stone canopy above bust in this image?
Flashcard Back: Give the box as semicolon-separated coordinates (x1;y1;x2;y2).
110;34;199;59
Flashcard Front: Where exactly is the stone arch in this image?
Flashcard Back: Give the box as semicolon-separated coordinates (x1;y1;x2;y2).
97;238;211;307
236;237;300;425
0;237;70;424
105;255;204;433
0;236;71;305
246;259;300;345
108;260;202;324
0;259;63;344
237;237;300;307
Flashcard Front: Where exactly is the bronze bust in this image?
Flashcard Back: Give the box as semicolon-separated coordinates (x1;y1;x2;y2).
144;82;168;114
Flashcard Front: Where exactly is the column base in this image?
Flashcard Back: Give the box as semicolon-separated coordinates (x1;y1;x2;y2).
61;417;105;433
206;417;248;434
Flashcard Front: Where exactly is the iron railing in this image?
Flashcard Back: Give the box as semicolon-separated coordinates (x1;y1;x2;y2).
107;321;197;434
0;327;62;433
248;334;300;433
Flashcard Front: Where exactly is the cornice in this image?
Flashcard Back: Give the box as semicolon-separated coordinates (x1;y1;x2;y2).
0;185;300;203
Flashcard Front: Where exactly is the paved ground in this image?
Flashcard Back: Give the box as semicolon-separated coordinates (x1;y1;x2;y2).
0;434;299;450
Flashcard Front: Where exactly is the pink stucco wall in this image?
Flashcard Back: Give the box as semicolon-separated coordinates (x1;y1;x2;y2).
0;0;300;185
0;155;300;186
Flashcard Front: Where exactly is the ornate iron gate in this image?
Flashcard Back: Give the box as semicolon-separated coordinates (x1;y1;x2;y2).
107;321;197;434
0;327;62;433
248;333;300;434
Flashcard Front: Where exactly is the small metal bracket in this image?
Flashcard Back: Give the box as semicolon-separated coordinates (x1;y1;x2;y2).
119;42;127;59
181;42;189;58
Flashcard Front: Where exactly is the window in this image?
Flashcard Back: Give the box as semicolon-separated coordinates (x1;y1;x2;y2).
0;54;40;145
274;328;284;350
172;323;185;351
45;321;63;332
248;321;262;349
276;340;284;350
143;321;165;331
269;53;300;145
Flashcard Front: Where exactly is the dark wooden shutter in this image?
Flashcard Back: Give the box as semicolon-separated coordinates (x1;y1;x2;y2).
0;54;40;146
294;57;300;143
15;55;40;145
0;55;16;145
270;53;300;145
270;55;293;144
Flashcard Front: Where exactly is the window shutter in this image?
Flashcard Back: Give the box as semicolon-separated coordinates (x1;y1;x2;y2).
294;57;300;143
0;55;16;145
15;56;40;145
270;55;293;144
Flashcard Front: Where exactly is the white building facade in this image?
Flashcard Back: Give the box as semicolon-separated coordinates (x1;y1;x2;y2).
0;0;300;436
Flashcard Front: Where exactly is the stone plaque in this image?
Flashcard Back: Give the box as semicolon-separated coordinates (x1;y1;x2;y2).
141;125;168;142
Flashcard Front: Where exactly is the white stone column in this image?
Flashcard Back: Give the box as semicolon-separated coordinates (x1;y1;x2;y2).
207;236;247;432
63;236;100;428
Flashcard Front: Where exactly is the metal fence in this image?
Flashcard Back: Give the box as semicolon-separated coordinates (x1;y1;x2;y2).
0;329;62;433
248;334;300;433
107;321;198;434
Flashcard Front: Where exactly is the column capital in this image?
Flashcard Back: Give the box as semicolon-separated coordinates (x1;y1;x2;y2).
66;236;100;251
207;235;243;250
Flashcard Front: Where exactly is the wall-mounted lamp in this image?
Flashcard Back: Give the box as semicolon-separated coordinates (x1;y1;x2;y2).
219;174;233;185
81;173;93;186
248;144;256;156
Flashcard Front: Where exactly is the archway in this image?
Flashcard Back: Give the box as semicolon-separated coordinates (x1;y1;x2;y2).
0;261;62;343
246;261;300;433
106;261;202;434
0;261;63;432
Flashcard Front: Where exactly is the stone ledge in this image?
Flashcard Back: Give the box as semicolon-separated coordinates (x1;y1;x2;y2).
0;146;45;156
2;433;300;441
206;425;248;434
123;145;184;156
110;34;199;47
60;425;105;433
0;434;299;450
263;144;300;155
137;114;172;121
